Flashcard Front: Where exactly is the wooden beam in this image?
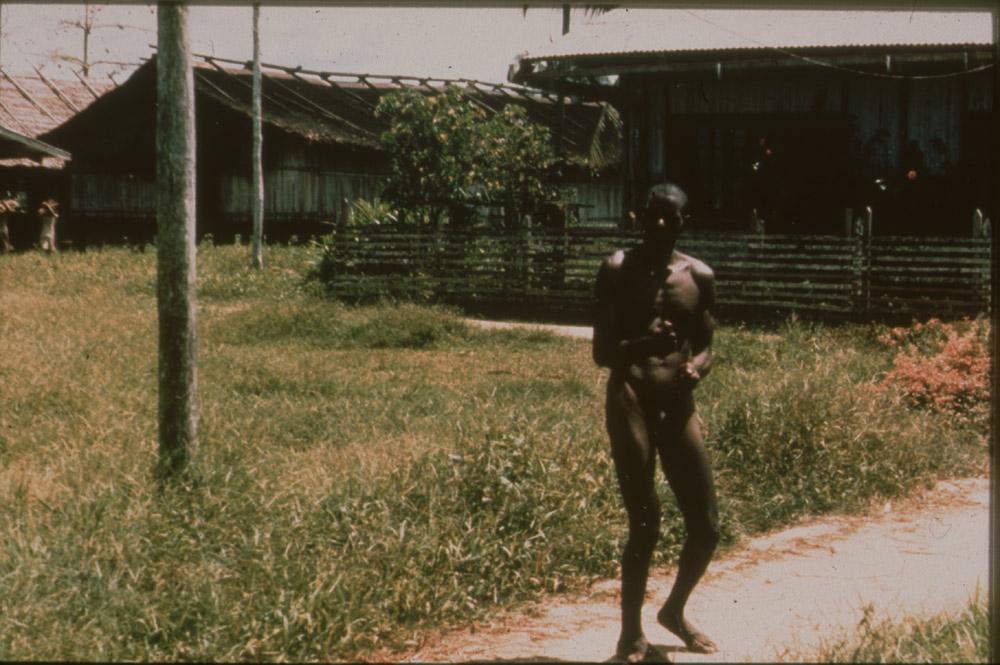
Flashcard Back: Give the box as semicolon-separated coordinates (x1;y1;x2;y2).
0;68;57;122
72;67;104;101
34;66;80;113
989;11;999;665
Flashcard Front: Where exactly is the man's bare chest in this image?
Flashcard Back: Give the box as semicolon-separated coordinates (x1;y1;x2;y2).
619;261;700;316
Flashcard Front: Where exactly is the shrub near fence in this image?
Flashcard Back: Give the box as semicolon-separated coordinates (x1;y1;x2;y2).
318;225;992;322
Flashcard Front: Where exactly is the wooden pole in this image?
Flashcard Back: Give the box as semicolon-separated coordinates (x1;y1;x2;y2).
250;2;264;269
156;1;197;480
990;10;999;664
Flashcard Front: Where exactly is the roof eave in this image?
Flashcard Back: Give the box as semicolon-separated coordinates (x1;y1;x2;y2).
513;42;994;93
0;125;71;161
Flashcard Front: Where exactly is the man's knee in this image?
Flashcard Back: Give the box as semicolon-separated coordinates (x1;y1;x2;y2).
688;515;721;550
627;506;662;550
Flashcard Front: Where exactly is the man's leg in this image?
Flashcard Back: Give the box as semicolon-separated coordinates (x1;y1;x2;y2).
606;378;660;662
655;407;720;654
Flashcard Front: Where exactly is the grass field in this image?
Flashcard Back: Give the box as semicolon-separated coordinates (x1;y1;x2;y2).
0;244;988;661
790;596;989;663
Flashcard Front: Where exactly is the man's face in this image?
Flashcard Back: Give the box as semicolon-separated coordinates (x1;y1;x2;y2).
642;196;685;245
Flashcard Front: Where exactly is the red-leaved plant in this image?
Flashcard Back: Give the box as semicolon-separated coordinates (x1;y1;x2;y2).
876;317;991;426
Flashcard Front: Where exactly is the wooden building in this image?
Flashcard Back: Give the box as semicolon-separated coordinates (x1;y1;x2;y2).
41;55;623;246
509;12;994;236
0;68;115;248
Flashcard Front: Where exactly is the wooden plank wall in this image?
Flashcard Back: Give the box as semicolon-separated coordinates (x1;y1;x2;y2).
220;170;386;219
325;227;991;321
70;173;156;215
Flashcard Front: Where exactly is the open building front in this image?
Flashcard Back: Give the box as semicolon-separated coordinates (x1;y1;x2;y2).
40;55;623;247
0;68;114;249
510;12;994;237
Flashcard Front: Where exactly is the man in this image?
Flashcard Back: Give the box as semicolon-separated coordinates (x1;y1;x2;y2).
593;183;720;661
37;198;59;254
0;196;17;253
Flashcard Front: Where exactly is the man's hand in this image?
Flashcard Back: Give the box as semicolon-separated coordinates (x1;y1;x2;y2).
648;317;679;348
679;362;701;389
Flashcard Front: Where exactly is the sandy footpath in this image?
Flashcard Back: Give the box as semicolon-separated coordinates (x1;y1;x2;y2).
396;477;987;663
393;321;990;663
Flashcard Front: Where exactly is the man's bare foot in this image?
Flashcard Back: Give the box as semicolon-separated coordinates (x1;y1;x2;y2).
615;634;650;663
657;606;717;654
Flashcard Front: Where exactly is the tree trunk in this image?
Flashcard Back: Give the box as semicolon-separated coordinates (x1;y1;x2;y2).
156;1;197;480
250;2;264;269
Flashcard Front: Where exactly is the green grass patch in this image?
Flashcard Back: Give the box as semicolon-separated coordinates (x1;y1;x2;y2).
0;244;987;661
789;597;989;663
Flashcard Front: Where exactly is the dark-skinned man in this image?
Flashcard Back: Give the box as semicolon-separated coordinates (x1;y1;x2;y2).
593;183;720;662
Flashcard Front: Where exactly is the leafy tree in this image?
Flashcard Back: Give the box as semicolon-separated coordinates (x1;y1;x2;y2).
375;86;560;229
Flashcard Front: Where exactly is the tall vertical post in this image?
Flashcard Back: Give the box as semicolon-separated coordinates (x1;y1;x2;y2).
156;1;197;479
555;6;570;168
849;208;870;318
990;10;999;664
250;2;264;269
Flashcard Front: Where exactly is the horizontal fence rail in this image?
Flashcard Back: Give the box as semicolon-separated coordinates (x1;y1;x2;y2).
322;226;992;322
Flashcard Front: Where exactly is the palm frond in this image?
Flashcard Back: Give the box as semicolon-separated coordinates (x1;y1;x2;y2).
588;102;623;170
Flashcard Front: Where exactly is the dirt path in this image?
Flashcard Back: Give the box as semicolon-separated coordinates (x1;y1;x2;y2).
464;318;594;340
401;321;989;663
395;476;987;663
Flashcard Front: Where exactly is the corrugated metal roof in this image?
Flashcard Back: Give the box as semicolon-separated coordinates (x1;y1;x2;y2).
517;9;993;63
41;56;620;170
189;56;612;161
0;69;115;167
0;125;71;161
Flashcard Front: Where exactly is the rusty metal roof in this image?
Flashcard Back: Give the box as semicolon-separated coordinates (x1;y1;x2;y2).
0;69;116;167
191;54;606;157
43;55;618;170
514;9;992;64
0;125;71;162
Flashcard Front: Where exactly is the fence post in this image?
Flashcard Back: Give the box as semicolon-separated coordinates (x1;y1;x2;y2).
851;207;873;318
974;208;985;238
338;197;350;258
522;213;533;299
751;208;765;234
974;209;992;312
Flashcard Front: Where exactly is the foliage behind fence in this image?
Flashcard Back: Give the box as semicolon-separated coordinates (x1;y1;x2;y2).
318;226;992;321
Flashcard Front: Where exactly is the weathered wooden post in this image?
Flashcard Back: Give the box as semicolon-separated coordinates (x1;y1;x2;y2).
155;1;197;480
850;207;872;318
335;196;350;295
0;198;17;253
861;206;873;316
971;209;991;313
522;213;533;300
989;12;999;661
249;1;264;269
337;196;352;232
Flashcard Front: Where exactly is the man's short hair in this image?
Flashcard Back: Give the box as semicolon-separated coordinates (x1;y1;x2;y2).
645;183;688;211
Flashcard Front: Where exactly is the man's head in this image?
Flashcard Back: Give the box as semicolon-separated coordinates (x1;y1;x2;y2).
641;183;688;246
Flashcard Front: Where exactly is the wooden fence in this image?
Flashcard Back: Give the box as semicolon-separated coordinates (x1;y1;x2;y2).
323;225;992;322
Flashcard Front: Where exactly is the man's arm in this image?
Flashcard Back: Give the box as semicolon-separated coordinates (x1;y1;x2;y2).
684;261;716;384
592;251;625;368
